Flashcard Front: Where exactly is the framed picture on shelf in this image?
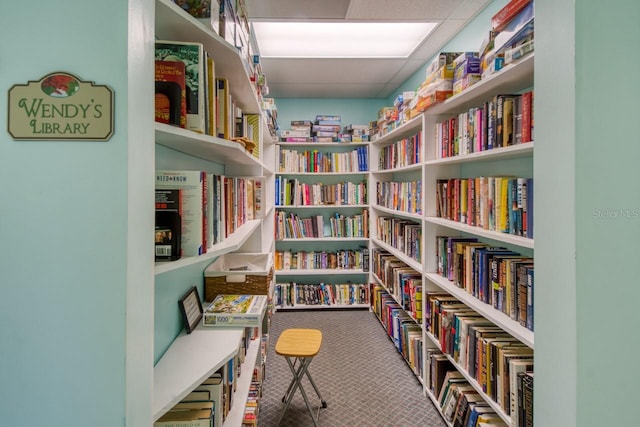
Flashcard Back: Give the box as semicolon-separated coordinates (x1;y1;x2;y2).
178;286;203;334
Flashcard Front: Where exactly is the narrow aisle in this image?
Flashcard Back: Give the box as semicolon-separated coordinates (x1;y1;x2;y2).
257;310;446;427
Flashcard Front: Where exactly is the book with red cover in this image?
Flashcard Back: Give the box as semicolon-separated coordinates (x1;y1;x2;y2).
491;0;532;32
154;60;187;128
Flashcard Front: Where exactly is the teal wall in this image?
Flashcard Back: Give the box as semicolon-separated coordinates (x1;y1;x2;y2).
274;98;385;129
0;1;154;426
574;1;640;426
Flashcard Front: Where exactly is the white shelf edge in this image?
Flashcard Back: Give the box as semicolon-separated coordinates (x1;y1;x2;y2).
424;388;454;427
155;124;263;169
275;171;368;176
155;220;262;275
424;142;534;165
370;238;423;273
275;204;369;209
371;114;423;146
372;163;423;174
425;273;534;348
152;327;243;421
276;237;369;242
424;331;513;427
424;217;534;249
275;303;370;311
222;338;261;427
275;269;367;276
371;204;423;221
275;142;370;147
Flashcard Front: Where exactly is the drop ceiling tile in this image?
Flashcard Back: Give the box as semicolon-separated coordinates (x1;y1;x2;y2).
246;0;350;20
269;82;388;99
345;0;465;20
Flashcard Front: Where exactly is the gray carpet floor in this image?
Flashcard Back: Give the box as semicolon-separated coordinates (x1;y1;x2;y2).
256;309;447;427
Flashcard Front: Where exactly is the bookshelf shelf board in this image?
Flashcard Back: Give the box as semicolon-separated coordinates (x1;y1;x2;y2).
155;219;261;275
425;330;513;426
275;204;369;209
275;171;368;176
425;217;534;249
427;54;534;116
425;272;534;348
262;119;276;146
372;163;423;174
276;303;370;311
222;337;261;427
275;269;367;276
276;142;370;147
424;142;534;165
153;325;243;421
276;237;369;242
371;238;423;273
372;204;423;222
155;124;264;170
155;0;260;114
371;114;423;146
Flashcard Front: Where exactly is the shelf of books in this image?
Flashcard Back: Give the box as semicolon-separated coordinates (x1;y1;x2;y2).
420;46;534;426
153;0;277;425
155;0;261;115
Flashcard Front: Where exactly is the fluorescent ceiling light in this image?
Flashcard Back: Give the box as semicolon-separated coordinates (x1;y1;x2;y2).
252;21;438;58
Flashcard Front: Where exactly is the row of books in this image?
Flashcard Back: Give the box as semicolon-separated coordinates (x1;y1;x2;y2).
154;40;260;157
241;367;263;426
376;216;422;263
277;146;369;173
435;91;533;159
425;295;533;424
378;132;423;170
372;249;423;323
274;178;367;207
274;282;370;307
435;236;534;329
376;180;423;215
274;210;369;240
370;285;423;378
274;248;369;271
436;176;533;239
155;171;264;261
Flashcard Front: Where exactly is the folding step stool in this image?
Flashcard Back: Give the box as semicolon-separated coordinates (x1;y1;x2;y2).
275;328;327;426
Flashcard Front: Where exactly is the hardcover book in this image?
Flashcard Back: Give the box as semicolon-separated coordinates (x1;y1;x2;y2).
154;60;187;128
203;294;267;327
155;40;206;133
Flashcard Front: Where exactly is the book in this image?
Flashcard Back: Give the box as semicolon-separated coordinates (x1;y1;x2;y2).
491;0;532;32
196;374;223;427
155;60;187;128
156;170;205;257
155;40;206;133
155;189;182;261
215;77;231;139
153;409;213;427
203;294;267;327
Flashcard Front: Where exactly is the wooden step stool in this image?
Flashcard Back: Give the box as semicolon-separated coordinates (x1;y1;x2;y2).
275;328;327;426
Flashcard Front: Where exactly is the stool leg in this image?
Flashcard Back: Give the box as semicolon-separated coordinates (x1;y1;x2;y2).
281;357;301;402
303;368;328;408
295;359;320;427
276;356;311;427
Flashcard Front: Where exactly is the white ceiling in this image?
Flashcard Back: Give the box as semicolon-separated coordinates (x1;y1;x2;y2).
245;0;493;99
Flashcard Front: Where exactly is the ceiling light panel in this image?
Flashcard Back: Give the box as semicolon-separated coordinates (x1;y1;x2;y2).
252;21;438;58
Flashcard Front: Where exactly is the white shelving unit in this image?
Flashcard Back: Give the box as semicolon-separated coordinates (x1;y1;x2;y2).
420;55;535;426
153;0;275;424
274;137;371;310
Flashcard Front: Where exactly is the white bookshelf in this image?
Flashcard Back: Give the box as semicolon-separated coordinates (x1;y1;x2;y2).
153;326;243;421
275;268;367;276
222;337;262;427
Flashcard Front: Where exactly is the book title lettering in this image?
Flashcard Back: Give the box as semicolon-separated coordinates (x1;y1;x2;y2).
8;72;114;141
